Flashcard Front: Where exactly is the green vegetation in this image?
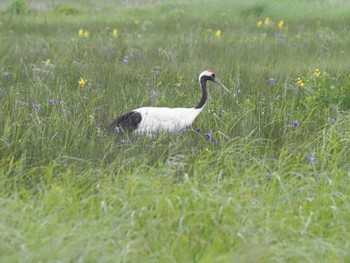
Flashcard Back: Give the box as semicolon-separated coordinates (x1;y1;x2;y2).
8;0;27;15
1;0;350;262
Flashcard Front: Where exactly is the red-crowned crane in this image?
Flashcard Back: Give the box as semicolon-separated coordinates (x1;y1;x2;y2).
107;70;228;134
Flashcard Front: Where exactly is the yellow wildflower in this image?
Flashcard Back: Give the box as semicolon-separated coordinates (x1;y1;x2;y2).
314;68;321;78
78;77;87;88
257;20;263;28
79;29;89;37
215;30;222;38
264;17;270;25
44;58;50;65
297;77;304;87
112;29;118;37
278;20;284;29
178;74;184;80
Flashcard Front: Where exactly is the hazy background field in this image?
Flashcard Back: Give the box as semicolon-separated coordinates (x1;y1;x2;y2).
1;0;350;262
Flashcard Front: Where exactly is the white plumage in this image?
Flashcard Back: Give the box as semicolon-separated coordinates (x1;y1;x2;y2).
132;106;203;134
108;70;228;135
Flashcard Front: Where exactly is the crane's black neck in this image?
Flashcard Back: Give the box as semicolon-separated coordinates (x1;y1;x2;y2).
194;76;210;109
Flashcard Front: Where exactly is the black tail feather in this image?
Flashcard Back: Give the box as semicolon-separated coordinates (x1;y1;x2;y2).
107;111;142;133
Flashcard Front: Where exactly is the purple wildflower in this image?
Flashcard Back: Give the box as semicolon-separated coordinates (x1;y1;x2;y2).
114;127;121;133
291;120;300;128
196;127;202;132
205;132;215;142
31;104;41;111
123;55;129;63
306;156;317;163
179;128;186;134
49;98;60;106
268;78;276;85
328;117;336;125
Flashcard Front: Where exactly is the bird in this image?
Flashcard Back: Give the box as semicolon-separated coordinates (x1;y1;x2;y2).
107;70;228;135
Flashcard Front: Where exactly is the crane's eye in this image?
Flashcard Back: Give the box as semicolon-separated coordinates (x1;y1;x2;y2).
212;74;216;78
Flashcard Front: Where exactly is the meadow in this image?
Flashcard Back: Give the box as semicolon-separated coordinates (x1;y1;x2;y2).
1;0;350;262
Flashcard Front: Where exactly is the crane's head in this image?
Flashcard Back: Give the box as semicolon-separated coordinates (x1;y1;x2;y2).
199;70;229;92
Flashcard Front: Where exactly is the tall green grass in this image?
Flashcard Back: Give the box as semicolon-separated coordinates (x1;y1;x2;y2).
1;0;350;262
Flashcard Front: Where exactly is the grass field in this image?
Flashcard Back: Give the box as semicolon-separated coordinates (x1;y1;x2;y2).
1;0;350;262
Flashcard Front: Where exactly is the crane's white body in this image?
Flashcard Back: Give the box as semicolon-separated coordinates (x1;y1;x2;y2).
108;70;228;135
133;106;203;134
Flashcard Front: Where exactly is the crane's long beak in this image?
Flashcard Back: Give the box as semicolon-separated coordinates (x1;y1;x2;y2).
213;78;229;92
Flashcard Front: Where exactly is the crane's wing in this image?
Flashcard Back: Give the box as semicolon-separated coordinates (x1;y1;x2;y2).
107;111;142;132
